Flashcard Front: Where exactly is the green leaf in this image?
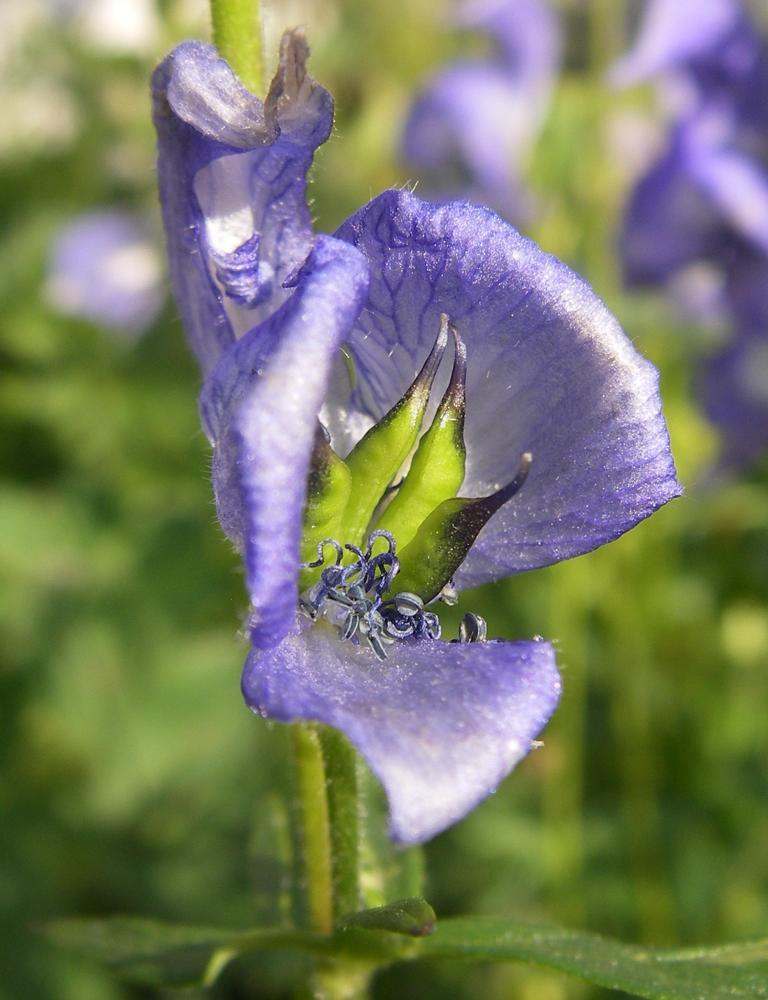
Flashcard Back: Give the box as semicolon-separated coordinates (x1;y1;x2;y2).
40;918;323;988
341;898;436;937
41;914;768;998
41;918;236;987
414;918;768;1000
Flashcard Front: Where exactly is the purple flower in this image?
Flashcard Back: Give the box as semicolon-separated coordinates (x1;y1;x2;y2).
401;0;561;220
621;109;768;289
615;0;768;290
152;32;333;375
45;210;163;337
614;0;768;470
153;33;681;844
610;0;768;126
700;255;768;471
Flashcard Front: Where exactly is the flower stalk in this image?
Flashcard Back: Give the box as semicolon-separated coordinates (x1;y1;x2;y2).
209;0;264;94
291;723;333;935
291;724;371;998
291;723;362;934
318;726;361;921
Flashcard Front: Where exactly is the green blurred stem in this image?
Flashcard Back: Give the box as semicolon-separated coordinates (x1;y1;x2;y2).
209;0;264;94
589;0;624;76
291;724;334;935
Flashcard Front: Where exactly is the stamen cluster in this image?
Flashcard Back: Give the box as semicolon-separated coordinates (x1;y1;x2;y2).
300;531;441;659
300;530;491;658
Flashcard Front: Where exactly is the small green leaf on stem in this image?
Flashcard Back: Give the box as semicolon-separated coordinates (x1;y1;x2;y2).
341;898;437;938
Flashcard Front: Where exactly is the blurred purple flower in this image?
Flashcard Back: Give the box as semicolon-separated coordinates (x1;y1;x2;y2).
610;0;768;126
45;209;163;337
614;0;768;470
153;33;680;843
615;0;768;283
621;108;768;289
611;0;741;85
401;0;561;220
701;254;768;471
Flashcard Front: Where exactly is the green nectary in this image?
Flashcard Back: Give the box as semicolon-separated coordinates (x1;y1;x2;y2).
393;454;531;602
299;425;352;591
341;316;449;547
298;317;531;608
375;323;467;551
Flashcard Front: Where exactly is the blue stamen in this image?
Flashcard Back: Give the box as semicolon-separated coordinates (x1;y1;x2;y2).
305;538;345;569
299;530;479;654
458;612;487;643
393;592;423;617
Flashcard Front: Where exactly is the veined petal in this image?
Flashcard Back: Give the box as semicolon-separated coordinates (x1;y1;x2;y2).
242;616;560;844
332;189;681;588
152;30;333;375
199;236;369;648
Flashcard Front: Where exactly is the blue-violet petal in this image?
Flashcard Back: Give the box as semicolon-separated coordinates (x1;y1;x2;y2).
152;30;333;374
332;189;682;589
243;615;561;844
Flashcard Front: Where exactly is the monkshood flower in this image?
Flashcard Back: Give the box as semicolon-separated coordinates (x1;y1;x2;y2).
620;108;768;290
610;0;768;129
614;0;768;469
616;0;768;291
153;33;681;844
401;0;561;220
700;254;768;471
45;209;164;337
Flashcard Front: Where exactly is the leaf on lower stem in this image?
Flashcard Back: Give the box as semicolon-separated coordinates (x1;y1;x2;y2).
339;897;436;937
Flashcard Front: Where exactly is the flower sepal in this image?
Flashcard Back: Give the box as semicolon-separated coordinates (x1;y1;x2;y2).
243;613;561;844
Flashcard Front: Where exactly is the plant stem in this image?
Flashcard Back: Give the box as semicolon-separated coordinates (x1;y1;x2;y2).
318;727;361;920
209;0;264;94
292;725;371;998
291;723;333;935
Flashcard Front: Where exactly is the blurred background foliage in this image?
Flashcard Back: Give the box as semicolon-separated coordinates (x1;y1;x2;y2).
1;1;767;998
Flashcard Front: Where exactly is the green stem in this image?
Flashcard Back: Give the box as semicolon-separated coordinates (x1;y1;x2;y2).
209;0;264;94
318;727;361;921
313;961;373;1000
291;725;371;998
291;724;334;935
